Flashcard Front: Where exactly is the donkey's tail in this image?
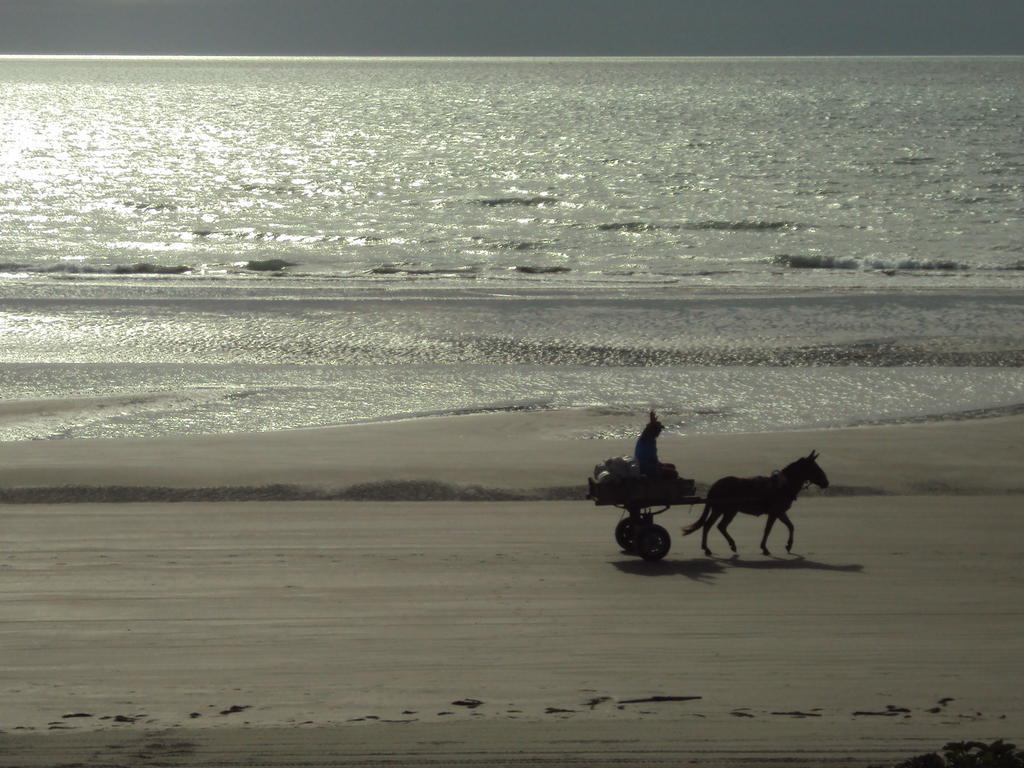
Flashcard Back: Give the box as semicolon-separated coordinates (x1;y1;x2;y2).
681;503;711;536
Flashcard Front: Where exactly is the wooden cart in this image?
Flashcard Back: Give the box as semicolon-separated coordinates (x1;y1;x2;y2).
587;476;703;561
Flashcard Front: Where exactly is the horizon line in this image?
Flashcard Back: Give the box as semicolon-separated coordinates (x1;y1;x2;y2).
1;53;1022;61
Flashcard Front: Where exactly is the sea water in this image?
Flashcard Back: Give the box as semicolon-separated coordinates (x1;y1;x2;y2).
1;56;1022;441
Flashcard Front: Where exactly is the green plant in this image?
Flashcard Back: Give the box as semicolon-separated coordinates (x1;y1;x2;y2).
896;754;945;768
895;741;1024;768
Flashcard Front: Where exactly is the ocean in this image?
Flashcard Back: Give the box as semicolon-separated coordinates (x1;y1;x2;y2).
1;55;1022;441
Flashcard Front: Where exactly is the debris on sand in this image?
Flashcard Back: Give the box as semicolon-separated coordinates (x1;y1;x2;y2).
618;696;702;705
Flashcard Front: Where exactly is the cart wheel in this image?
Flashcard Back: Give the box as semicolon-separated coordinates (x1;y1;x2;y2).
615;518;636;552
636;524;671;561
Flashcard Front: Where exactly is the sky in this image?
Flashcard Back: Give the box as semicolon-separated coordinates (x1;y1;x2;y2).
0;0;1022;57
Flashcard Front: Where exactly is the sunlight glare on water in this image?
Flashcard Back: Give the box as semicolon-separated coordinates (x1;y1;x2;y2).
0;56;1021;283
0;57;1021;439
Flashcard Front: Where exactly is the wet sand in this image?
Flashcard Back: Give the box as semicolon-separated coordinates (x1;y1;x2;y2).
1;409;1022;766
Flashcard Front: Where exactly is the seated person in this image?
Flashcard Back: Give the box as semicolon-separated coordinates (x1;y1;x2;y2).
634;411;678;479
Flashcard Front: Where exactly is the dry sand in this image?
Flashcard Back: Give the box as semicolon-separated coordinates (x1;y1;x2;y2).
1;407;1022;767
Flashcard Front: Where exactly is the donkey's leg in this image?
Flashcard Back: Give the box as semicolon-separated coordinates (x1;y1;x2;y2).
760;514;777;555
716;509;739;553
701;507;722;556
777;511;795;552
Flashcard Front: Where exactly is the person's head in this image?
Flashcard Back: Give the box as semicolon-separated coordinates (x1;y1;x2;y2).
641;410;663;438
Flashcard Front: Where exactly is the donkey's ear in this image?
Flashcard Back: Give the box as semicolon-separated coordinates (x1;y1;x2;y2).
808;449;819;460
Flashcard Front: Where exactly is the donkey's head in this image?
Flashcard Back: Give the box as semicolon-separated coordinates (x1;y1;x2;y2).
797;450;830;489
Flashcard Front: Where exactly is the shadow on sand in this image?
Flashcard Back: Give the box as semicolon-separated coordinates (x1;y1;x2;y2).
612;553;863;583
611;557;728;583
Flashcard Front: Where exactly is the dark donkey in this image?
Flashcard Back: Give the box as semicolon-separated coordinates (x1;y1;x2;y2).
682;451;829;556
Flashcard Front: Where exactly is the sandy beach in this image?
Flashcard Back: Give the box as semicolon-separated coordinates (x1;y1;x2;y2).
1;407;1022;767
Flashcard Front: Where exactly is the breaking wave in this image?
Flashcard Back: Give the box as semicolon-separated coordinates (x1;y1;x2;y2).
242;259;298;272
477;195;559;207
684;219;804;232
598;222;666;233
234;181;315;195
891;156;937;166
483;239;552;252
438;336;1024;368
189;229;401;248
0;261;196;275
190;228;341;243
872;258;971;271
0;260;297;275
370;264;480;276
598;220;804;233
515;265;571;274
122;201;181;213
773;254;984;271
772;254;861;270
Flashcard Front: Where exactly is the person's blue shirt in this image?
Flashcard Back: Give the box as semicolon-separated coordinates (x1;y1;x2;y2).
634;432;660;475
